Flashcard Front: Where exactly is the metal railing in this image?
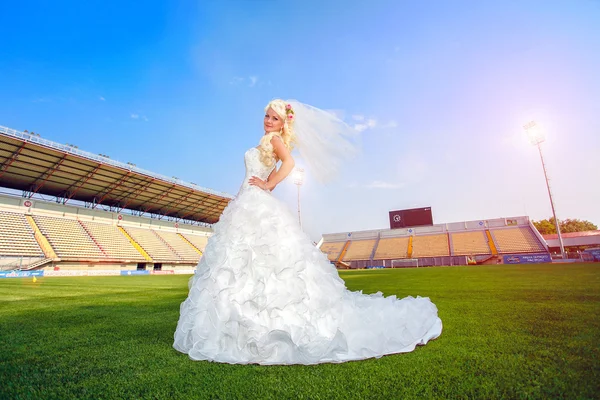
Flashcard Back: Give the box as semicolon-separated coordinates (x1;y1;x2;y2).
0;125;233;199
0;256;45;271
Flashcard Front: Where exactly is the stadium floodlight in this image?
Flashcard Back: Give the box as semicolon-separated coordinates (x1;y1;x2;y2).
292;167;305;229
523;120;545;145
523;121;565;259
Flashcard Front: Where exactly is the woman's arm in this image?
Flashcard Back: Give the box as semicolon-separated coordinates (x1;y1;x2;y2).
266;167;276;186
249;135;295;191
265;135;295;191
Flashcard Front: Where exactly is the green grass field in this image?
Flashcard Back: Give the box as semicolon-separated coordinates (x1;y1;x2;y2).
1;264;599;399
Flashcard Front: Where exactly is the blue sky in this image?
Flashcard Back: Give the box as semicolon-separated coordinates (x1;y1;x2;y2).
1;0;599;241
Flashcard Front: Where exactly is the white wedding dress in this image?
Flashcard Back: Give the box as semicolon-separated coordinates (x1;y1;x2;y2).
173;147;442;365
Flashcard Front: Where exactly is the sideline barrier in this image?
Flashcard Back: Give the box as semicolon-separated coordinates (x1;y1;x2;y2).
0;271;44;278
120;270;150;276
174;269;196;274
44;270;122;277
151;270;175;275
583;249;600;261
44;270;88;277
503;253;552;264
1;270;196;277
88;270;122;276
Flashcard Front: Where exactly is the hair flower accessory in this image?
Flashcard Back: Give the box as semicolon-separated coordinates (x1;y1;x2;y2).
285;103;295;122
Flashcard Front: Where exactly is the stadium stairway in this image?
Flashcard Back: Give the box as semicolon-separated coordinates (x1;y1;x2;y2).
485;230;499;255
24;215;58;259
447;233;454;256
337;240;350;261
369;234;381;262
407;236;414;258
475;255;497;264
178;233;203;255
78;220;109;257
21;258;54;270
336;241;351;266
118;226;153;262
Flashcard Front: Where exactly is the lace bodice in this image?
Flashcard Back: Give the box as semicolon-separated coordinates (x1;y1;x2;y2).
240;147;276;191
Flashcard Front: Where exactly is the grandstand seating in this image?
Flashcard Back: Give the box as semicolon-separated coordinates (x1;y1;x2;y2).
80;221;146;261
0;207;211;264
373;237;409;259
491;227;545;253
319;241;346;261
180;233;209;252
451;231;491;256
154;230;201;262
33;215;105;259
0;195;549;270
411;234;449;258
122;226;179;262
343;239;376;261
0;211;44;256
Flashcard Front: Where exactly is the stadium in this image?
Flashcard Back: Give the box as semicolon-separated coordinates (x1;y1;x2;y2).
1;123;599;399
4;0;600;396
1;123;598;275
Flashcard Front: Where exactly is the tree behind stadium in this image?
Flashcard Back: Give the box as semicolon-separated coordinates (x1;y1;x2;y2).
533;218;598;235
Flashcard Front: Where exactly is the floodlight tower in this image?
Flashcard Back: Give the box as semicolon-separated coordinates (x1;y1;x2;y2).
523;121;565;259
292;167;305;229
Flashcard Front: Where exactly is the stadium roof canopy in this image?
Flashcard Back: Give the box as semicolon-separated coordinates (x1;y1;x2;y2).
0;125;233;224
543;230;600;248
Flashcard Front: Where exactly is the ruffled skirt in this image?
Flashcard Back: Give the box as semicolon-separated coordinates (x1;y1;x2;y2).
173;187;442;365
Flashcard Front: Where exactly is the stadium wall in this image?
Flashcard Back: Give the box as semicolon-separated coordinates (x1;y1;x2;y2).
39;261;197;274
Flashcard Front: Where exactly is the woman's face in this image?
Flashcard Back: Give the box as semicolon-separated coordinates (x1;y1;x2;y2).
264;107;284;133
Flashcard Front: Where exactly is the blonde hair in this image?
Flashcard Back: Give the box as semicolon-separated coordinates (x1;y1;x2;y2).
258;99;297;167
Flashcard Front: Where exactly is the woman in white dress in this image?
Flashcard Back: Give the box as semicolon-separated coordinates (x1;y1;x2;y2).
173;99;442;365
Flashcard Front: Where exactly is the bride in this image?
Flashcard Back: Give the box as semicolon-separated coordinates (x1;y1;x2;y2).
173;99;442;365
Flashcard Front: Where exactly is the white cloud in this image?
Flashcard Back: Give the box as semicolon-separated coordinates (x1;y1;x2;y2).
131;114;149;121
352;117;396;132
366;180;404;189
99;96;106;101
229;75;259;87
354;118;377;132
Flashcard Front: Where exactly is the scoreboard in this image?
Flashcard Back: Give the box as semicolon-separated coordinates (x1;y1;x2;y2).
389;207;433;229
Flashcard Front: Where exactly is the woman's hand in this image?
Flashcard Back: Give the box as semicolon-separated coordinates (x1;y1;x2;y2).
249;176;269;190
